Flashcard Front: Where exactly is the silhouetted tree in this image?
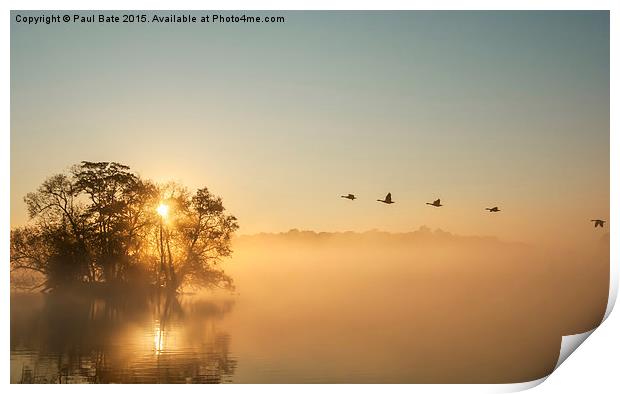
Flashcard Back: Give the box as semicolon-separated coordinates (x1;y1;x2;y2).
10;226;52;291
175;186;238;290
73;162;149;282
153;183;238;291
19;174;91;284
10;162;238;292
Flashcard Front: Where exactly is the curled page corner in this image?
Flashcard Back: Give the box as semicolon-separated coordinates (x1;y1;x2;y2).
493;376;548;393
604;253;618;321
495;250;617;393
490;330;596;393
553;329;596;370
547;268;617;373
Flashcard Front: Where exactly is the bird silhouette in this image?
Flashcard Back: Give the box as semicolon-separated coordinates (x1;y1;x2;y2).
341;194;356;200
426;198;442;207
377;193;394;204
485;206;501;212
591;219;606;228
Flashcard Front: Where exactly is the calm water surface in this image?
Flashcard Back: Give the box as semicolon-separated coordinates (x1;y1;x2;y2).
11;239;608;383
11;293;237;383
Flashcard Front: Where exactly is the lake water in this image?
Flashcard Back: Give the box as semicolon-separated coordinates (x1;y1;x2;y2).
11;235;608;383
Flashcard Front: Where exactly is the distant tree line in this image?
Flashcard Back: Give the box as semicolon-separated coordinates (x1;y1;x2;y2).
10;161;238;292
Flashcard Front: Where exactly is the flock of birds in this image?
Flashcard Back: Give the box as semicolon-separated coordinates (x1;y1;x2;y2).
340;193;606;228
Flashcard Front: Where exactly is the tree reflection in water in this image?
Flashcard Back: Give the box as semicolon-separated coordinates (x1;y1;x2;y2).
11;292;237;383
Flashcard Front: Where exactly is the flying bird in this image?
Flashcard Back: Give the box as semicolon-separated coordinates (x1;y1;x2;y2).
426;199;442;207
591;219;606;228
341;194;356;200
377;193;394;204
485;207;501;212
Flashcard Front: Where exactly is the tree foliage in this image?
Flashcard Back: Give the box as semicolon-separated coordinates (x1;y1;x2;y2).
11;162;238;292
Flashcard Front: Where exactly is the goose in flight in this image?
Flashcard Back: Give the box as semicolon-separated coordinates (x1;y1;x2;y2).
591;219;606;228
426;199;443;207
341;194;356;200
377;193;394;204
485;206;501;212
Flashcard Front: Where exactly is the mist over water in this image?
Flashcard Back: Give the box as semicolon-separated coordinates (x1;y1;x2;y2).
11;229;609;383
9;8;609;385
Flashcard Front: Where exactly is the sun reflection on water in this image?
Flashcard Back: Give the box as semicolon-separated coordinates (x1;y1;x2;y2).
153;320;165;355
11;294;238;383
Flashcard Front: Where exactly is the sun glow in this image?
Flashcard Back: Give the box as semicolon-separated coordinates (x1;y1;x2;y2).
156;203;169;218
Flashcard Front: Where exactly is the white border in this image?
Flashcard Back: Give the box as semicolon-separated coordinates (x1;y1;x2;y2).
2;1;617;392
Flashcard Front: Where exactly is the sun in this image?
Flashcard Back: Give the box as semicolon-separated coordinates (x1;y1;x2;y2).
156;203;169;218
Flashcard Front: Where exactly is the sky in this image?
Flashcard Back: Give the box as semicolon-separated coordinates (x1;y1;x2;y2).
11;11;609;245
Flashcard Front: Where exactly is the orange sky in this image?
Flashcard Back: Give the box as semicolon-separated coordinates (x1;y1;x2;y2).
11;11;609;246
